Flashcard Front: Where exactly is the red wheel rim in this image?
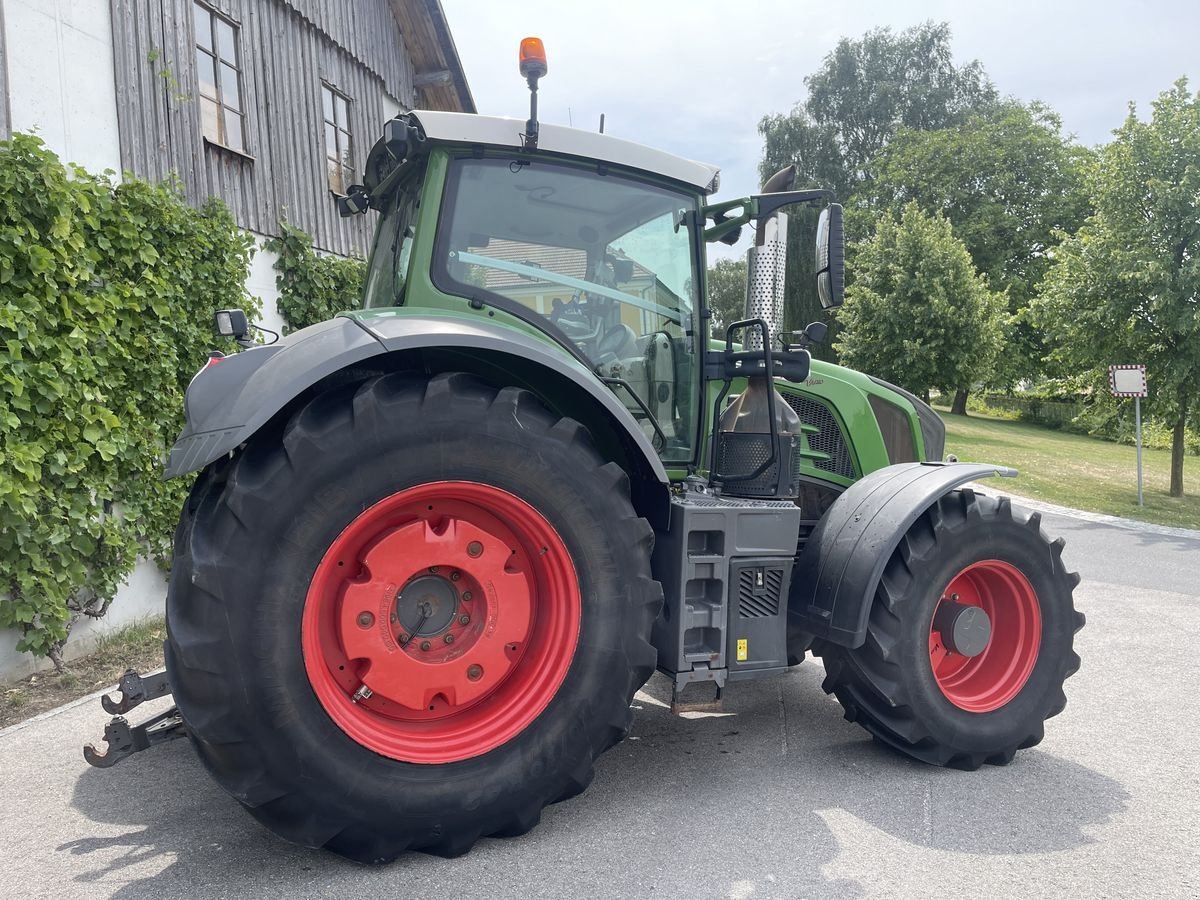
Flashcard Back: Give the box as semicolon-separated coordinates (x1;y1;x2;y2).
928;559;1041;713
302;481;581;763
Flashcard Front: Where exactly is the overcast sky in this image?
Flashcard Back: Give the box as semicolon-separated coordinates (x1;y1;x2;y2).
441;0;1199;219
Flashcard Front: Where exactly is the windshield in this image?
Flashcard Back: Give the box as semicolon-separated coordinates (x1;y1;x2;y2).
435;156;701;463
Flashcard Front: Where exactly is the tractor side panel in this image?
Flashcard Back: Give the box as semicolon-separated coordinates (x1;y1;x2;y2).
788;462;1016;648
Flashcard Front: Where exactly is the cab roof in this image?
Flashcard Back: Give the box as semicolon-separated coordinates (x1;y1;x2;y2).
409;109;721;193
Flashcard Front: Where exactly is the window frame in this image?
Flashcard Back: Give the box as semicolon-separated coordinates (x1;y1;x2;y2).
321;82;355;196
194;1;248;156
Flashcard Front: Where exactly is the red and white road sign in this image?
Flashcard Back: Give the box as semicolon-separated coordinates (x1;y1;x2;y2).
1109;364;1147;398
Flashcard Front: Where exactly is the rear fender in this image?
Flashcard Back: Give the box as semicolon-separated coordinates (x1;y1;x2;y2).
788;462;1017;648
165;315;670;497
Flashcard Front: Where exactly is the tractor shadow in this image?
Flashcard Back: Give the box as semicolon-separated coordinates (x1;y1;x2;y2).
60;666;1127;899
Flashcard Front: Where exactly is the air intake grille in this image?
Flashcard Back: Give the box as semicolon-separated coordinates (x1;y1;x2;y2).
737;567;783;618
782;393;855;478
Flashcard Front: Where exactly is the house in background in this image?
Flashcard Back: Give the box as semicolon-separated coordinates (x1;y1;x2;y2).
0;0;473;333
0;0;473;678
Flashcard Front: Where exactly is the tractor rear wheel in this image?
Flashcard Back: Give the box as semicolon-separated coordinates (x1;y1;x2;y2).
165;373;661;861
815;490;1083;769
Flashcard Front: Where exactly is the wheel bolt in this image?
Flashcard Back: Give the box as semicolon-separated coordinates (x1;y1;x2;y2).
443;633;455;645
467;664;483;681
429;566;439;573
356;612;374;629
420;640;431;651
399;633;410;644
450;571;461;581
467;541;483;558
458;614;470;625
462;591;473;602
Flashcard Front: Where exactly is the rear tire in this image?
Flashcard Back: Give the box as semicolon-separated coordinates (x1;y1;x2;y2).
165;373;662;861
815;490;1083;770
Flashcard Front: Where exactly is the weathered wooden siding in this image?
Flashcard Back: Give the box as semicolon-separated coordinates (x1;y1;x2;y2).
109;0;416;256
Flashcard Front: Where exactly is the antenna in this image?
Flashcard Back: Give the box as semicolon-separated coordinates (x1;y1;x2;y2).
568;107;573;127
599;113;605;134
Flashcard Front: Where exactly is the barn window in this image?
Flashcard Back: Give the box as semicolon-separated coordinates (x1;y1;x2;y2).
194;2;246;153
322;83;355;195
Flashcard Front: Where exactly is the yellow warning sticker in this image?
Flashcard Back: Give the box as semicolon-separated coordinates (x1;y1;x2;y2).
736;638;748;662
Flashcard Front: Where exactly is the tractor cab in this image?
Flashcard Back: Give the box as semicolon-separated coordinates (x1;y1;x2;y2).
352;98;844;479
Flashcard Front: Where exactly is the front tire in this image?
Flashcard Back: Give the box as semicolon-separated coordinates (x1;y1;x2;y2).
165;373;661;861
815;490;1083;770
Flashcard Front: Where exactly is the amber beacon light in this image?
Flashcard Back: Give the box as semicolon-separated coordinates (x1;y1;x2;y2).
519;38;547;150
519;37;548;79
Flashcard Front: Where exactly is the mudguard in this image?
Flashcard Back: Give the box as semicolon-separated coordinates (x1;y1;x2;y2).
788;462;1018;648
164;314;669;483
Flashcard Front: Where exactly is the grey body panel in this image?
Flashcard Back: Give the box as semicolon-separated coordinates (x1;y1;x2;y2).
164;314;669;483
788;462;1017;648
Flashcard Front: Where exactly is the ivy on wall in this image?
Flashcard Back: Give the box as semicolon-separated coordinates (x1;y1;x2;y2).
0;134;258;664
266;221;366;333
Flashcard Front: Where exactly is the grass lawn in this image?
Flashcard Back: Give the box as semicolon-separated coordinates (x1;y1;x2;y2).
940;410;1200;530
1;618;166;729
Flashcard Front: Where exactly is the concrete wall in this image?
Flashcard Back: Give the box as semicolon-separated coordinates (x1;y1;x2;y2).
2;0;121;175
0;559;168;680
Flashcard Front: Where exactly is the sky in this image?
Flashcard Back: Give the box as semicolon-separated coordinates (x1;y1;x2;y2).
440;0;1199;254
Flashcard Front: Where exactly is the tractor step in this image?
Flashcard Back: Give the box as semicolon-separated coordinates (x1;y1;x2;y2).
83;668;185;768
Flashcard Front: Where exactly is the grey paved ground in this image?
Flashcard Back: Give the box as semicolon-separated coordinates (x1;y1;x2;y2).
2;505;1198;899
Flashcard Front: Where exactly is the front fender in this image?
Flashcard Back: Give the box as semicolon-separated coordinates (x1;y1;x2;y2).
788;462;1017;648
164;313;669;485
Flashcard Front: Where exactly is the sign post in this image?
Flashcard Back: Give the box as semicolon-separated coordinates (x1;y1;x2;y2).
1109;365;1148;506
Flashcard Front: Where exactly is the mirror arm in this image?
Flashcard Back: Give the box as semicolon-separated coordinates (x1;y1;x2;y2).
752;189;836;220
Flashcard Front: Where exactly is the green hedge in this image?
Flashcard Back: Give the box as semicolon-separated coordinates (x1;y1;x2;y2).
978;393;1081;428
0;134;257;662
266;221;365;333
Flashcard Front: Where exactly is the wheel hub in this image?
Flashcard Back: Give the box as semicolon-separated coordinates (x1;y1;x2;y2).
301;481;581;763
928;559;1041;713
395;574;460;637
933;599;992;657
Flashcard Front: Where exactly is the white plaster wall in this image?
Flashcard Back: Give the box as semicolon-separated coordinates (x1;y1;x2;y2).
0;558;168;680
3;0;122;176
245;231;286;336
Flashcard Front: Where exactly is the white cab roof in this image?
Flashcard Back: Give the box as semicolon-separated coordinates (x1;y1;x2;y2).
410;110;720;193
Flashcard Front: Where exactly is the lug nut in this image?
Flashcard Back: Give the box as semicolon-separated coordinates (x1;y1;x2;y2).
429;566;439;573
450;571;461;581
420;640;431;651
399;633;410;644
458;614;470;625
467;664;483;681
462;591;473;602
443;633;455;645
467;541;483;558
356;612;375;629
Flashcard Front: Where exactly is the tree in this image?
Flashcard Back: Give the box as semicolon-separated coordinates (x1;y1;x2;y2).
864;102;1092;399
758;21;997;198
835;203;1005;402
706;257;746;330
1034;79;1200;498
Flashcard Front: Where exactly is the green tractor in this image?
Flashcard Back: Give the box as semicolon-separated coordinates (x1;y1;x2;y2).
85;39;1082;863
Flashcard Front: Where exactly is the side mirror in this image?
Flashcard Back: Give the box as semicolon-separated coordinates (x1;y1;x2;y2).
816;204;845;309
803;321;828;346
213;309;249;340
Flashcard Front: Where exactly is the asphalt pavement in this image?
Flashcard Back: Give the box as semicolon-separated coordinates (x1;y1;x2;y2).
2;503;1198;899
